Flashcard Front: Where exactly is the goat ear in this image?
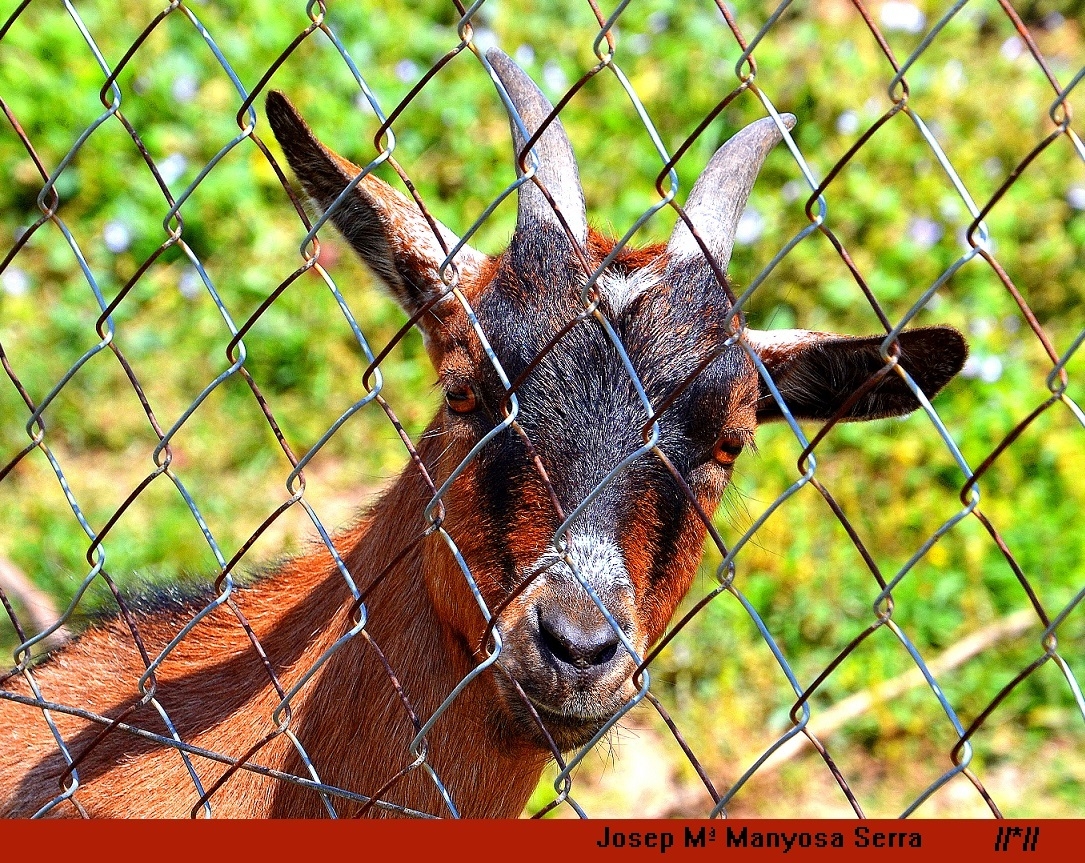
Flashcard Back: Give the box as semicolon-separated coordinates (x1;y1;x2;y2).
265;91;486;324
747;325;968;422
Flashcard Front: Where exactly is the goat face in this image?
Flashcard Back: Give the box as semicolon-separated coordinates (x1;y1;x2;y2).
266;51;966;752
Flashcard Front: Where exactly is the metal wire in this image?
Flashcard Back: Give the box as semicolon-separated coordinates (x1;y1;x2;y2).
0;0;1081;818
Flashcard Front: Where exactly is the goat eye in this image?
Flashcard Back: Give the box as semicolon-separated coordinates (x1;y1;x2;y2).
445;385;478;414
712;432;746;468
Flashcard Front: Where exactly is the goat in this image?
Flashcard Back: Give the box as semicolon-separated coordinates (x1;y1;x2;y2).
0;49;966;818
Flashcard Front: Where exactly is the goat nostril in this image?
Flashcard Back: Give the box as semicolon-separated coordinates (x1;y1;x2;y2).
539;621;576;666
592;640;618;666
537;609;622;670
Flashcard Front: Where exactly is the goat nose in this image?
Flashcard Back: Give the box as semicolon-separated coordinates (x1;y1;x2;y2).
537;607;622;671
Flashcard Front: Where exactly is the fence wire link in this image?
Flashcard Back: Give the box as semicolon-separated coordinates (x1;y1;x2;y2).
0;0;1081;818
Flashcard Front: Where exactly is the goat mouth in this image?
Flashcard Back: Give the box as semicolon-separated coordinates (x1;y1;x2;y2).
495;673;628;751
518;699;614;751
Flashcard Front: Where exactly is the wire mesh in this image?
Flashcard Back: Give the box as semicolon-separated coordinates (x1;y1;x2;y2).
0;0;1082;818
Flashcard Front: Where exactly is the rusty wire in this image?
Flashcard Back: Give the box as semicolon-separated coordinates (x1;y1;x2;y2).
0;0;1082;818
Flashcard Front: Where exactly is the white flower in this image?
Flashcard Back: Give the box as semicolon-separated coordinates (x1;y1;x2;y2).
472;27;499;55
943;59;966;91
394;59;419;84
880;2;926;34
542;61;568;96
1;266;30;296
960;354;1003;383
103;220;132;253
171;73;199;103
1000;36;1024;61
836;110;860;136
907;217;944;250
179;267;202;300
158;153;188;186
513;44;535;67
735;208;764;246
980;355;1003;383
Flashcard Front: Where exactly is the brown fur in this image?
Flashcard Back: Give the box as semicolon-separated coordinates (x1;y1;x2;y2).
0;447;544;818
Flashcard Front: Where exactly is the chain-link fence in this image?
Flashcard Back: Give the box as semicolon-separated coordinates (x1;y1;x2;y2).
0;0;1082;818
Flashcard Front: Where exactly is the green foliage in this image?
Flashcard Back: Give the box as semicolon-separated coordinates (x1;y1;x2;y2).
0;0;1081;816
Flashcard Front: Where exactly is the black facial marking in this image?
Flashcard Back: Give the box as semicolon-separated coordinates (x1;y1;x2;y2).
462;224;753;579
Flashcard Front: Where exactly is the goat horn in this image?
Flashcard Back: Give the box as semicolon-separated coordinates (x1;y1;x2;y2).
667;114;796;273
486;48;588;247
